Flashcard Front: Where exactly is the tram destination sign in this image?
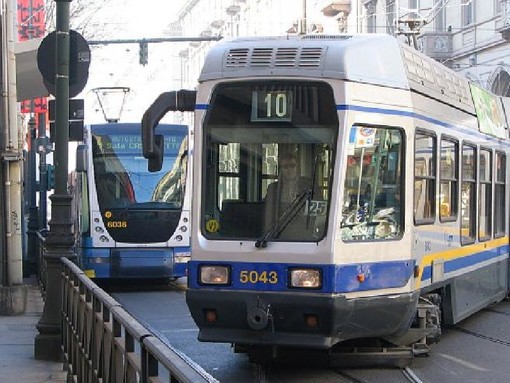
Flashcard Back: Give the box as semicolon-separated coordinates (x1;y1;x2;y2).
251;89;293;122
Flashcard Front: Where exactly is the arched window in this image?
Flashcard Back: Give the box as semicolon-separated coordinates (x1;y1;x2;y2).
489;66;510;96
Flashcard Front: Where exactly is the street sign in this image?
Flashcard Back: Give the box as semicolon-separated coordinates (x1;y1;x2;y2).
37;29;91;98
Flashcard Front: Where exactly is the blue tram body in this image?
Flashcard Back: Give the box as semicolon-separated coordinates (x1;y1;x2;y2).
72;123;191;280
142;34;510;360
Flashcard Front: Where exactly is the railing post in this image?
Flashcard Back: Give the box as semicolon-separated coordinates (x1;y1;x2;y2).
34;196;75;361
34;0;75;361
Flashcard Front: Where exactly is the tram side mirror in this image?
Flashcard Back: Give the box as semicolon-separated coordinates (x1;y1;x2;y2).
148;134;164;172
75;144;88;172
141;89;196;172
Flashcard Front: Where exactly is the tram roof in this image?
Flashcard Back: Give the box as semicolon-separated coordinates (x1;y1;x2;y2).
199;34;474;112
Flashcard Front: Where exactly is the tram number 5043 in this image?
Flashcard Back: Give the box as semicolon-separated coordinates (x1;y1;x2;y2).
251;90;293;122
240;270;278;284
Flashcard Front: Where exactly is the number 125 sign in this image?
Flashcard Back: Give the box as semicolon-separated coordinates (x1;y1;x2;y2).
251;90;293;122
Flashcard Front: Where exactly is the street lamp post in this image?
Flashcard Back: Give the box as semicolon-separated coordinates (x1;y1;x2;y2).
34;0;75;362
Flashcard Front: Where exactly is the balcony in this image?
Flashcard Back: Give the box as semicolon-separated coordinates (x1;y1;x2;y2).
200;29;212;37
226;5;241;16
321;1;351;17
498;0;510;41
418;32;452;60
211;20;225;29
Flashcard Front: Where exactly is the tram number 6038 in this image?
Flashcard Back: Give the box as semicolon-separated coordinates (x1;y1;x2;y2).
240;270;278;284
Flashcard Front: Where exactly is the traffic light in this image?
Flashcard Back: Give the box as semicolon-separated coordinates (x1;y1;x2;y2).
139;41;148;66
46;164;55;190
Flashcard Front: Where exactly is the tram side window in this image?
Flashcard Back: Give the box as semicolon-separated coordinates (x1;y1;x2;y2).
461;143;477;245
414;131;436;224
494;152;506;238
341;126;404;241
439;137;458;221
478;149;492;241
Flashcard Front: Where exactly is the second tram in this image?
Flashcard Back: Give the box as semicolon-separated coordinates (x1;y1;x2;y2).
72;122;191;280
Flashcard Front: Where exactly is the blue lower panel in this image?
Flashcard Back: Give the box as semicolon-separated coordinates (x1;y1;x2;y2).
81;247;189;279
188;260;415;293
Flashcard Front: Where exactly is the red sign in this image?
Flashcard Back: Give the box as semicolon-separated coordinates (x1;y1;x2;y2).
17;0;45;41
18;0;47;112
20;97;47;114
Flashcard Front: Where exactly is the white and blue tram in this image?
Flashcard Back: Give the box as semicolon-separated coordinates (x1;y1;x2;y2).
72;122;191;280
142;34;510;361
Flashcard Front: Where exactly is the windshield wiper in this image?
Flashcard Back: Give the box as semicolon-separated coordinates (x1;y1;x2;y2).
255;189;311;248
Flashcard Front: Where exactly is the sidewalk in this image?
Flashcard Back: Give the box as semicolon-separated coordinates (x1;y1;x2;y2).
0;278;67;383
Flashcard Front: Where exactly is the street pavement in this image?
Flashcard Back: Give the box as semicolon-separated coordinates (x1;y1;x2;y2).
0;278;67;383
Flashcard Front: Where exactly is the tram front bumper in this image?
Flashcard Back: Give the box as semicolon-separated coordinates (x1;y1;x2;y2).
186;288;419;349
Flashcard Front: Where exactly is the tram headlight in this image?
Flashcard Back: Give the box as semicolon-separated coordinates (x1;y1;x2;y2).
199;265;231;285
289;268;322;289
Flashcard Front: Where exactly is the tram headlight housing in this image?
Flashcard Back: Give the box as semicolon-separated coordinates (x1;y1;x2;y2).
289;268;322;289
199;265;231;285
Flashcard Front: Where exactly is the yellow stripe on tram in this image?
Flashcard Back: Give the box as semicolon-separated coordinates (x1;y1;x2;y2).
415;236;509;289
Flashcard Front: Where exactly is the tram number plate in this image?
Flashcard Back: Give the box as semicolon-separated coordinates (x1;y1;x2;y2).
239;270;278;284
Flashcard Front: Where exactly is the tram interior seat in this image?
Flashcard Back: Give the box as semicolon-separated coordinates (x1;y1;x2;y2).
221;200;264;237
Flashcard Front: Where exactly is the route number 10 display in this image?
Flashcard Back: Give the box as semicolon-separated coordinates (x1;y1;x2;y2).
251;90;293;122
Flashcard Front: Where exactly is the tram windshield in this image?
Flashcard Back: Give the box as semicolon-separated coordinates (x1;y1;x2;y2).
202;81;338;243
91;123;188;211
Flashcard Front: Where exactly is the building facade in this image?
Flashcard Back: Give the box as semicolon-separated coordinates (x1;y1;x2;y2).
174;0;510;96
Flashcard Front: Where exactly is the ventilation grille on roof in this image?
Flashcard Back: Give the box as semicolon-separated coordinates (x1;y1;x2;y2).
302;34;352;41
225;46;323;69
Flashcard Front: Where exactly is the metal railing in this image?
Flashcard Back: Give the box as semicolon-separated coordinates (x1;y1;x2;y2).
60;257;217;383
35;229;48;293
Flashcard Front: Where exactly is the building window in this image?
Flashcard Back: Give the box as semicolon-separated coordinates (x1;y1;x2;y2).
414;130;436;224
386;0;396;35
461;143;476;244
462;0;474;26
434;0;445;31
409;0;420;19
495;0;501;14
364;0;378;33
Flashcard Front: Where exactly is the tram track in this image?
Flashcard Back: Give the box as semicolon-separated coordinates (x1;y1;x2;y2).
483;307;510;317
401;367;423;383
334;367;423;383
335;371;369;383
452;326;510;347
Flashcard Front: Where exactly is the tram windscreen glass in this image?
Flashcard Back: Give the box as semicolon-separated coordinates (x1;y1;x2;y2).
91;123;188;210
202;81;338;243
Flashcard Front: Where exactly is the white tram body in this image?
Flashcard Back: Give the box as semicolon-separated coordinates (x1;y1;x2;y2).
152;34;510;356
